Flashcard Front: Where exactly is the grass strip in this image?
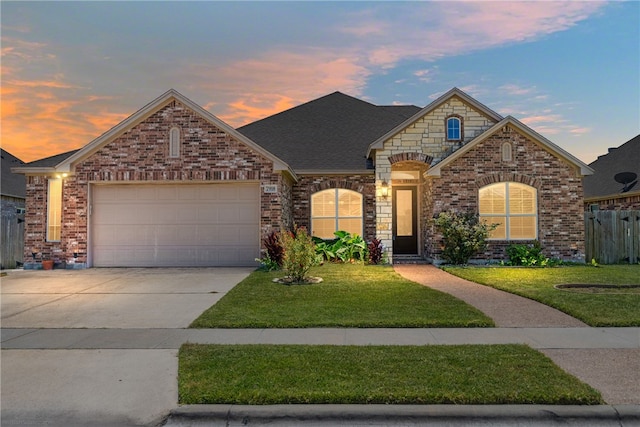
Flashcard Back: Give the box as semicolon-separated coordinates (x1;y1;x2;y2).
443;265;640;326
179;344;602;405
190;264;493;328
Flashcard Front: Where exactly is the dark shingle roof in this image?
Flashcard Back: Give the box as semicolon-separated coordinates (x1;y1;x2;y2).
584;134;640;198
22;149;80;168
1;149;26;198
238;92;420;171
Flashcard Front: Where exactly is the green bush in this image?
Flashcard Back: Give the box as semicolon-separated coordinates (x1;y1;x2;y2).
279;226;318;283
505;241;556;267
313;231;367;263
433;211;497;265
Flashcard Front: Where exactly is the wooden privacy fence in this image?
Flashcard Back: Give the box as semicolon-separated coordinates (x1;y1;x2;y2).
585;210;640;264
1;210;25;269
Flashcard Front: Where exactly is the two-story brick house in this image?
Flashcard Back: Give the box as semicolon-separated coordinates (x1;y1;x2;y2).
14;88;593;268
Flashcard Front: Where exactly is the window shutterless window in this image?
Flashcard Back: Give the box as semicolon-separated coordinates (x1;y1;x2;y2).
169;127;181;158
47;178;62;241
479;182;537;240
311;189;363;239
446;117;461;140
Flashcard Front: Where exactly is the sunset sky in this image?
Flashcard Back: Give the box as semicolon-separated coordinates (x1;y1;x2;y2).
2;1;638;164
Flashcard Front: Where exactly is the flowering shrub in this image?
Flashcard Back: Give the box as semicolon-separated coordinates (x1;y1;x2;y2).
279;226;318;283
433;211;497;265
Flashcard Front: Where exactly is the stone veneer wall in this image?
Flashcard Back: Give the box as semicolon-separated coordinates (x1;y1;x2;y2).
375;96;497;261
24;100;284;268
291;175;376;241
426;126;586;262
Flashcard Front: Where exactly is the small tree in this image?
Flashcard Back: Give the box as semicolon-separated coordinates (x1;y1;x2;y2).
433;210;496;265
279;226;318;283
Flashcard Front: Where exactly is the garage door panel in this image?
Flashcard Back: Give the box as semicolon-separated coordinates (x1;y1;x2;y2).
92;184;259;267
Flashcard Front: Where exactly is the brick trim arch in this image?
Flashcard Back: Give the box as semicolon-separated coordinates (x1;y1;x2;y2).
388;152;433;165
475;173;541;189
309;180;367;194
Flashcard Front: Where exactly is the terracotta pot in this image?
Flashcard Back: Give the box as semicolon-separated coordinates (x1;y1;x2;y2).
42;260;54;270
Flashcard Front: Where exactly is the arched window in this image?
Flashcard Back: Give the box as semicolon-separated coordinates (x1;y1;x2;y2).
169;127;181;158
311;189;363;239
446;116;462;141
479;182;537;240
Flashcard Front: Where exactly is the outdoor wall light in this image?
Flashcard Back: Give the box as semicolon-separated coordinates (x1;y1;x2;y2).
380;181;389;198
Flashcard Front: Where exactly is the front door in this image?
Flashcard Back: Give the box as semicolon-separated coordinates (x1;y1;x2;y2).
392;186;418;254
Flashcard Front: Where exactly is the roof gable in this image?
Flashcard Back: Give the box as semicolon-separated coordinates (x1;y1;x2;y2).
239;92;420;171
584;134;640;199
14;90;294;178
426;116;594;177
367;87;503;156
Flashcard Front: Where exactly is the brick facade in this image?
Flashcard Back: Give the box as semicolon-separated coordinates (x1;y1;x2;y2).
24;100;286;268
427;126;586;262
585;194;640;211
291;175;376;241
21;89;591;267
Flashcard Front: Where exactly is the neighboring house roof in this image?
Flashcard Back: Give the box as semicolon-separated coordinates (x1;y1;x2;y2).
13;89;296;180
584;134;640;200
238;92;420;172
1;149;26;199
426;116;594;177
367;87;504;157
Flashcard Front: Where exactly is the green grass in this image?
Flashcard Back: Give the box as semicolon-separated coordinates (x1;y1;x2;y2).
443;265;640;326
179;344;602;405
190;263;493;328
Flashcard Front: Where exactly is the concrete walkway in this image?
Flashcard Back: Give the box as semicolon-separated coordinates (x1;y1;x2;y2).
2;266;639;426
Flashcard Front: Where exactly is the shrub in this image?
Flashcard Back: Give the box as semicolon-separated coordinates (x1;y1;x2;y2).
368;238;384;265
506;241;555;267
279;226;318;283
263;230;284;267
433;211;497;265
313;231;367;263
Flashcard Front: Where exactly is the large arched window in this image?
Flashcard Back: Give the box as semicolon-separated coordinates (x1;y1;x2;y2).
479;182;537;240
311;189;363;239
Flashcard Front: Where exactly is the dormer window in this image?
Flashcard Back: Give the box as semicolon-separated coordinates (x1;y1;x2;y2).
446;116;462;141
169;127;181;158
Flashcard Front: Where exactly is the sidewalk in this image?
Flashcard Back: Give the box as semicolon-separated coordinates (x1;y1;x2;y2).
2;265;639;426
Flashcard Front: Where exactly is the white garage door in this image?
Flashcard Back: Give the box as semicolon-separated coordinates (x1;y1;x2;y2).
91;183;260;267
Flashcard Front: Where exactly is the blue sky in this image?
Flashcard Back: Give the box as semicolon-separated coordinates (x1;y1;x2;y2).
2;1;638;164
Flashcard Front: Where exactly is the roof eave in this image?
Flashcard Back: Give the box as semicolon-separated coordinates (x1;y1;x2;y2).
426;116;594;177
11;166;57;175
295;169;375;175
54;89;295;177
366;87;504;158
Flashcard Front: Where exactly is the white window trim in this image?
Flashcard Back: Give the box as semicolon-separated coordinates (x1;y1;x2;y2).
480;182;538;241
47;178;62;242
311;188;363;238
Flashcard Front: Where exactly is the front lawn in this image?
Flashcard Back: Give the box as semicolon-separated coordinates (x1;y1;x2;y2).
190;263;493;328
179;344;602;405
444;265;640;326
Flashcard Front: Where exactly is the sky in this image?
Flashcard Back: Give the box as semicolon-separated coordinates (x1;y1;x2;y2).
1;1;639;165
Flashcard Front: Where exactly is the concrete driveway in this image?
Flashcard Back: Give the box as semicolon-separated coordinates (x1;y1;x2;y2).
1;267;252;426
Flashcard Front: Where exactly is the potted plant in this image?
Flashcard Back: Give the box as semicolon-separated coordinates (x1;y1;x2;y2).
42;259;54;270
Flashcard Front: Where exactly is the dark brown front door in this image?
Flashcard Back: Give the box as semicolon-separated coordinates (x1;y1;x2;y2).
392;186;417;254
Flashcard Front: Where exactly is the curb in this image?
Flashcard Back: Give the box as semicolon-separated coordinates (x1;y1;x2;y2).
165;404;640;426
